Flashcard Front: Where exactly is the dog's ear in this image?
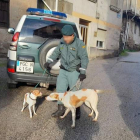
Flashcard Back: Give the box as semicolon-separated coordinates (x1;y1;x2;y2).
32;90;36;95
54;93;59;100
82;89;87;91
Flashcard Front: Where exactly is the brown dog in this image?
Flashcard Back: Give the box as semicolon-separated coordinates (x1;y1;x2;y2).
46;89;101;128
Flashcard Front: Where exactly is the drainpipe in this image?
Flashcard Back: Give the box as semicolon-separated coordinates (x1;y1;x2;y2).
123;0;128;50
126;21;129;42
55;0;58;11
126;0;128;14
42;0;52;11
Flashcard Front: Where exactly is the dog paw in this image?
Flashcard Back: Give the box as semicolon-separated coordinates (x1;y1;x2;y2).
60;116;64;119
34;113;37;115
30;116;33;119
21;110;23;112
71;125;75;128
93;119;97;122
88;114;92;117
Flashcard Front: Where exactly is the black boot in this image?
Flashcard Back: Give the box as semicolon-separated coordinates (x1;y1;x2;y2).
51;104;65;117
76;107;81;119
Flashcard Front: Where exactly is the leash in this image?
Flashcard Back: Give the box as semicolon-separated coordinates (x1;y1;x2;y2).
69;79;82;91
34;69;51;89
34;68;81;91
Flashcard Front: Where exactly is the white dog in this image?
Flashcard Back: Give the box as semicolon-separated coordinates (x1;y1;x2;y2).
46;89;102;128
21;90;42;118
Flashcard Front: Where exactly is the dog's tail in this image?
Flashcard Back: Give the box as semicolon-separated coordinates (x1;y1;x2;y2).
94;89;113;94
94;89;104;94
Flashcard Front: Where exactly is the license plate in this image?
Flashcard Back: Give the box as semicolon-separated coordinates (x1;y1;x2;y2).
16;61;34;73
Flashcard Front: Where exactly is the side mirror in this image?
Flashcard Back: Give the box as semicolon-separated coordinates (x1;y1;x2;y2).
8;28;15;34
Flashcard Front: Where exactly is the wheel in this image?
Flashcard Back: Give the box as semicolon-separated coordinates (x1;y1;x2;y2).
39;39;61;76
7;78;17;89
7;83;17;88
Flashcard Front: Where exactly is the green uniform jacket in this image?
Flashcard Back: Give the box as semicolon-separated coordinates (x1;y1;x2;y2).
47;34;89;74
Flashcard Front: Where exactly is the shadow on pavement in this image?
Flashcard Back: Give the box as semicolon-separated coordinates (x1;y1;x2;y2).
0;65;18;112
36;85;56;111
56;105;99;140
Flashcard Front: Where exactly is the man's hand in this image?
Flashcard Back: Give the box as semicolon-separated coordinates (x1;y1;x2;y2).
79;74;86;81
44;62;51;71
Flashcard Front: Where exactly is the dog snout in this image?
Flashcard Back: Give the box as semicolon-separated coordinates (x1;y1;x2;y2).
45;96;49;100
46;96;51;101
40;92;43;96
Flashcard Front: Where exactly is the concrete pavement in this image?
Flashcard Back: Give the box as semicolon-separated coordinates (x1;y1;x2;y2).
1;52;140;140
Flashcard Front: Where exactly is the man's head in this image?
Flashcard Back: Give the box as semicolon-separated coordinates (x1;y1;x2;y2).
61;25;75;44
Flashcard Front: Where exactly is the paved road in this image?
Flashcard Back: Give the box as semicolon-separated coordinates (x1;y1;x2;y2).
1;52;140;140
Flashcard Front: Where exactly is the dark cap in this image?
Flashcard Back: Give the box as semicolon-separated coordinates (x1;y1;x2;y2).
61;25;74;36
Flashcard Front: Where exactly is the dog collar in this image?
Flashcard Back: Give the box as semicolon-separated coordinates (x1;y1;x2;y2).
29;93;36;100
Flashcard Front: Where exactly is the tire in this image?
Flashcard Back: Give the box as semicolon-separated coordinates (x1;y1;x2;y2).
7;78;17;89
39;39;61;76
7;83;17;88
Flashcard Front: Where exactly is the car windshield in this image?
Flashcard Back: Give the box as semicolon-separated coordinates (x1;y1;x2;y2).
19;18;79;44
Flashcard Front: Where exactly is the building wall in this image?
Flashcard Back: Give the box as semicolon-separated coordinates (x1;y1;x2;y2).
130;21;140;45
0;0;123;59
66;0;123;58
123;0;140;49
38;0;73;15
0;0;37;54
137;0;140;9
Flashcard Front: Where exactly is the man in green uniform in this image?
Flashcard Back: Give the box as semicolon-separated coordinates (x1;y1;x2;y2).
44;25;89;119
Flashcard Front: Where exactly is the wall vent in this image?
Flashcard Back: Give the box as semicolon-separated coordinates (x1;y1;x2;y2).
110;5;121;13
88;0;97;3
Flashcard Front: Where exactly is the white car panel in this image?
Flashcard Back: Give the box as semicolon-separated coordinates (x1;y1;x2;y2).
9;50;16;61
7;49;9;58
15;15;27;33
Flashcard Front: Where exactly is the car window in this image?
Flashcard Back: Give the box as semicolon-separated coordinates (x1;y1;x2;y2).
19;18;79;44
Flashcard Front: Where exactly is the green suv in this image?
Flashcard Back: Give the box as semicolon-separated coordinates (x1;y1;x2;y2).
7;8;81;88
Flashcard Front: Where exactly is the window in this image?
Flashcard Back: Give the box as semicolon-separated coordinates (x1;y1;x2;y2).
19;18;79;44
79;19;90;45
0;0;9;28
96;29;106;49
134;23;137;34
96;41;104;48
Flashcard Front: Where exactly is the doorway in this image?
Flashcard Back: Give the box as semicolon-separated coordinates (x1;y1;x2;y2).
79;19;90;45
